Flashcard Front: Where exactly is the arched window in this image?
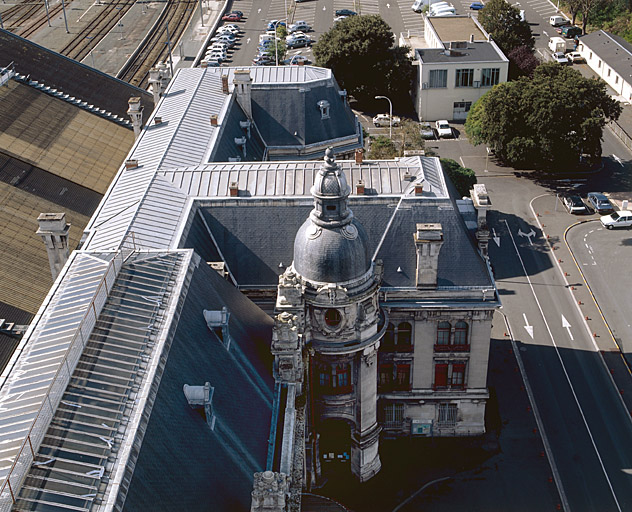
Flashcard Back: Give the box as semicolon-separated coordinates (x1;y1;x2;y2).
397;322;412;348
382;323;395;350
437;321;451;345
454;321;468;346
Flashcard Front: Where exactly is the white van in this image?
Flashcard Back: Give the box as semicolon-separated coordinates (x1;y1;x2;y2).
412;0;428;12
548;37;566;53
549;15;566;26
430;4;455;15
433;9;456;15
429;2;450;12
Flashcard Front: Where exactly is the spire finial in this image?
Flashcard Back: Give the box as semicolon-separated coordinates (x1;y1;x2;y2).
323;147;336;172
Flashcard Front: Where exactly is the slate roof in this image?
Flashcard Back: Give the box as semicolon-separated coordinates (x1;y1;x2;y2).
580;30;632;83
0;29;154;123
123;259;274;512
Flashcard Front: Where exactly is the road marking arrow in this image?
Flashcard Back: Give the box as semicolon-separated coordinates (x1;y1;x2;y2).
523;313;534;339
518;228;535;245
492;227;500;247
562;315;574;340
246;37;251;44
258;8;261;13
386;2;390;6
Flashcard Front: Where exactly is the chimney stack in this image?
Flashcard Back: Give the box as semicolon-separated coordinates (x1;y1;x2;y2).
470;34;475;43
233;69;252;119
229;182;239;197
127;97;143;139
251;471;289;512
414;223;444;288
36;213;71;281
471;184;491;258
414;182;424;195
356;180;365;195
210;114;218;126
221;74;229;94
148;67;162;105
355;148;363;164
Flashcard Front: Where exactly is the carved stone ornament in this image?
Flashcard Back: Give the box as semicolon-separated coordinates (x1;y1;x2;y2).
316;283;348;305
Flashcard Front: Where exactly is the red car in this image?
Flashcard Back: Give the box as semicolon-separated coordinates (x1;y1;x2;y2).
222;13;242;21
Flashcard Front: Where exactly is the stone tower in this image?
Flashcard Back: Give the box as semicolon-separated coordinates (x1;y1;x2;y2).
279;148;384;483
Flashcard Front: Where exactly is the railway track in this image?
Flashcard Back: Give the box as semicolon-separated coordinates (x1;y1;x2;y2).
1;0;63;37
117;0;196;88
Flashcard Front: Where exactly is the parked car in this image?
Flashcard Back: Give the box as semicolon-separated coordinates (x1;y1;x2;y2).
601;210;632;229
373;114;401;127
286;36;311;48
209;42;229;52
555;23;573;34
412;0;425;12
551;51;569;64
282;55;310;65
218;26;240;35
561;25;582;38
206;52;227;63
230;10;243;17
420;122;435;139
567;51;584;63
221;13;242;21
435;120;452;138
469;2;484;9
549;15;567;26
289;21;312;33
201;58;221;67
562;195;588;214
335;9;357;16
267;20;286;30
587;192;613;214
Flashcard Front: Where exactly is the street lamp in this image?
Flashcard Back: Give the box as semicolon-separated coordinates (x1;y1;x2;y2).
271;20;282;66
375;95;393;139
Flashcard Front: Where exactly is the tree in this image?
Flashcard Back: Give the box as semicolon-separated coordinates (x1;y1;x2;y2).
464;63;622;170
507;45;539;79
312;15;414;103
367;136;398;159
478;0;534;54
398;119;426;155
440;159;477;198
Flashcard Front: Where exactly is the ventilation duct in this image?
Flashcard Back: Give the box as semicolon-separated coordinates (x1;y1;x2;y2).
183;382;216;430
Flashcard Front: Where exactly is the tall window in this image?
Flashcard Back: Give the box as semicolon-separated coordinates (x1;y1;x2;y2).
381;322;413;352
436;322;451;346
454;321;469;346
384;403;405;428
438;403;458;426
318;364;351;394
434;361;467;389
429;69;448;88
379;363;412;392
481;68;500;87
435;321;470;352
455;69;474;88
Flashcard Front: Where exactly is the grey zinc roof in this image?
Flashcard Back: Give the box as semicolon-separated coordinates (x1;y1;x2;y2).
580;30;632;83
417;42;506;64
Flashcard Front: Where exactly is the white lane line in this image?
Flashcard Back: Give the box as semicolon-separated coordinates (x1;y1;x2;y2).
504;217;622;512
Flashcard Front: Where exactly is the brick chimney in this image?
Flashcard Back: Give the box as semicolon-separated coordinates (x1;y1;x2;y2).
356;180;365;195
210;114;218;126
229;182;239;197
414;223;444;288
221;74;229;94
233;69;252;119
355;148;364;164
36;213;71;281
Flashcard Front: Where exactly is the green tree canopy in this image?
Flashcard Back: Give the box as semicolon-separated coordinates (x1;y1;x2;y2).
312;15;414;103
478;0;534;54
367;136;398;159
464;62;622;170
440;159;477;198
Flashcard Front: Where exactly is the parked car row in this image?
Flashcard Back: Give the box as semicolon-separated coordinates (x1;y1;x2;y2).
253;20;314;66
203;20;245;66
562;192;620;218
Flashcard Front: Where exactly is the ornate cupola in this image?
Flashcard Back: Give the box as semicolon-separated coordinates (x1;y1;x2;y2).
293;148;371;285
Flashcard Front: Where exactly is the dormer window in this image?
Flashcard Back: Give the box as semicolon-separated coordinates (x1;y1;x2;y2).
317;100;330;119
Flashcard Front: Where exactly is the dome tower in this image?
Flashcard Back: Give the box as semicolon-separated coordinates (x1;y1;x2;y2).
281;148;384;484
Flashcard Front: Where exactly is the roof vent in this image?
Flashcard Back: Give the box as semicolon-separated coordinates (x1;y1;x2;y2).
183;382;216;430
203;307;231;350
125;159;139;169
338;89;347;99
154;116;163;125
221;74;229;94
470;34;475;43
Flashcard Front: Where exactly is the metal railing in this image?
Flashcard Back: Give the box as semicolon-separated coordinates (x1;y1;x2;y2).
0;249;132;510
608;119;632;153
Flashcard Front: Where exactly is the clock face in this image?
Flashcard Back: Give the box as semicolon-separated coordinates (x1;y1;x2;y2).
324;308;342;328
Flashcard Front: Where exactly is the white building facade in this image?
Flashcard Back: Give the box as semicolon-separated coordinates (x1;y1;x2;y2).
410;16;509;121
